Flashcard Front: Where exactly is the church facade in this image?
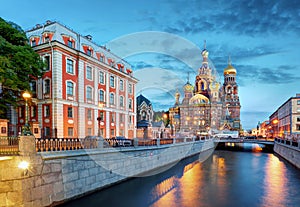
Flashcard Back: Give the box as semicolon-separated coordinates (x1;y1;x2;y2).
169;45;241;136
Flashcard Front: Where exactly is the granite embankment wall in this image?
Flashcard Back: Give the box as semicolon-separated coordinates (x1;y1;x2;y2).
274;139;300;169
0;136;214;207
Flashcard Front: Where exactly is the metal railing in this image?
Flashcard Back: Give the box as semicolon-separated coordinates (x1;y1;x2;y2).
0;136;19;155
34;136;213;152
275;138;300;149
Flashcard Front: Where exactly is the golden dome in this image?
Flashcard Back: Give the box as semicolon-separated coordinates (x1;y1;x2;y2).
224;64;237;75
184;82;194;92
189;94;210;105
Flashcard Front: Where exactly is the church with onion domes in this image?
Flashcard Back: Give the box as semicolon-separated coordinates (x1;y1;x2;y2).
169;43;241;136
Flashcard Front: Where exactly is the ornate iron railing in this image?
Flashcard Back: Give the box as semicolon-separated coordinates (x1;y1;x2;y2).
0;136;19;155
34;136;213;152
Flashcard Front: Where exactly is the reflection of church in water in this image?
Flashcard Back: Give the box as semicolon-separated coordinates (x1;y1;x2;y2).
169;44;241;135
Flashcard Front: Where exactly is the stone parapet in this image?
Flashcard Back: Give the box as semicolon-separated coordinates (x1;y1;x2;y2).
0;139;215;207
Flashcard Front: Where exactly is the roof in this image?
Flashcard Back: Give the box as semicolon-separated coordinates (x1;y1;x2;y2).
137;120;150;128
137;94;151;107
151;121;164;128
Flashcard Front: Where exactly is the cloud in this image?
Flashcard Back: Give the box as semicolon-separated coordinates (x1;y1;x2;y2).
160;0;300;36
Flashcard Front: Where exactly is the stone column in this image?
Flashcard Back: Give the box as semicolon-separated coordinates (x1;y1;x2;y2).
19;135;36;156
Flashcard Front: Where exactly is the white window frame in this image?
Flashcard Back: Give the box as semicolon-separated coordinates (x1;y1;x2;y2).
86;66;93;80
120;96;124;107
110;76;115;88
44;78;51;94
86;86;93;101
128;83;132;94
66;80;75;97
66;58;75;75
99;89;105;102
120;79;124;91
99;71;105;84
110;93;115;105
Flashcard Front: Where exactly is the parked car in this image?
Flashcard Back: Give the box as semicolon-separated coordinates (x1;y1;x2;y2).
112;136;132;147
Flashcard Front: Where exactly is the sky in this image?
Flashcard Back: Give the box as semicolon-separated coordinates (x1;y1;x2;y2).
1;0;299;129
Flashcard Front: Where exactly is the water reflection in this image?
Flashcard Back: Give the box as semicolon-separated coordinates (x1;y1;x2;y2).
60;150;300;207
262;154;288;207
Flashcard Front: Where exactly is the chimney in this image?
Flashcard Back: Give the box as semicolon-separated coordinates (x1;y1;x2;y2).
85;35;92;40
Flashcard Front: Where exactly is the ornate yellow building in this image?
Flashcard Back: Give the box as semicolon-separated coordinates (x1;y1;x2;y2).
169;45;241;136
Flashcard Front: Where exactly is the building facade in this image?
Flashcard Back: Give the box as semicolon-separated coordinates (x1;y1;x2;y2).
267;94;300;138
169;45;241;136
14;21;138;138
136;94;168;138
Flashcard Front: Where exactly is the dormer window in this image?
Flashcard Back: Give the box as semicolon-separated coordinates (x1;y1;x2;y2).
45;36;50;42
87;48;92;56
68;40;73;48
32;40;36;46
62;34;75;48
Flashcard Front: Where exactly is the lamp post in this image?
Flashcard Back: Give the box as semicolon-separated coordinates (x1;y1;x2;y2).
97;102;104;137
22;91;32;136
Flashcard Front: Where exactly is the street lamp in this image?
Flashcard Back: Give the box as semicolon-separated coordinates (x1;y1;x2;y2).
22;91;32;136
97;102;104;137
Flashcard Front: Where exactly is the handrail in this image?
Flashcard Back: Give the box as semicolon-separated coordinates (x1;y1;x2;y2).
0;136;19;155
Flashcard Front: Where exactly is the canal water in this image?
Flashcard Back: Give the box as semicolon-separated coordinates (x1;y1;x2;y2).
60;146;300;207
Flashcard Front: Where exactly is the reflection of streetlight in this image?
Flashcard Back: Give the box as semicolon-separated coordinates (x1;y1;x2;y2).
97;102;104;137
22;91;32;136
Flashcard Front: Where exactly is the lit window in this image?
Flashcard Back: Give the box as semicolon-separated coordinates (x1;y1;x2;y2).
120;80;124;91
99;90;105;102
67;81;74;96
67;59;74;74
1;127;6;134
86;86;92;100
44;79;50;94
110;76;115;88
68;107;73;118
110;93;115;105
86;66;92;80
120;96;124;107
99;71;105;84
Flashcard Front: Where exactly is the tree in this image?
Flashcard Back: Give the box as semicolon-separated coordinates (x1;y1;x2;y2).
0;17;45;118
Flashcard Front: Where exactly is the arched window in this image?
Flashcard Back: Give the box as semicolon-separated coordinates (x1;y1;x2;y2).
110;93;115;105
44;79;51;94
99;90;105;102
67;81;74;96
201;82;205;90
120;96;124;107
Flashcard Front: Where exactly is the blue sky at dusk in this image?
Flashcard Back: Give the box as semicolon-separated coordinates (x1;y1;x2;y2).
1;0;299;129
